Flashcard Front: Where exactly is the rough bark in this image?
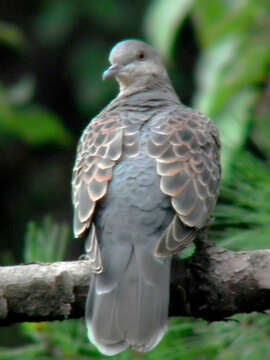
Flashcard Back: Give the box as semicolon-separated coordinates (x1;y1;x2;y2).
0;237;270;326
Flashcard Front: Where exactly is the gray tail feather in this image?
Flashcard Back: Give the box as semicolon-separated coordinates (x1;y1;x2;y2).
85;246;171;356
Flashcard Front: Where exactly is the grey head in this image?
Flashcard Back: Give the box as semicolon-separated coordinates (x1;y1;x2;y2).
103;40;170;93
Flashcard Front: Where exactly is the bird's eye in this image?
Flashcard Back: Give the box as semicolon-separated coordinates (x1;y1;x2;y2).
137;51;145;60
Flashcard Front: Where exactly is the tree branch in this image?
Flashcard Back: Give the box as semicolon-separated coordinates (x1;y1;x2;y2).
1;238;270;325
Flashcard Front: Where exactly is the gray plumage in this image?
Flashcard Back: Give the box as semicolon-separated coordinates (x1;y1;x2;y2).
72;39;221;355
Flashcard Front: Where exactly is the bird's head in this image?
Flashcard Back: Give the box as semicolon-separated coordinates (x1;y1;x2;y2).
103;40;169;93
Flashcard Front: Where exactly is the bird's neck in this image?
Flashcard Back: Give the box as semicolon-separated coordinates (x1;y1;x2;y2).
101;82;181;120
117;82;180;108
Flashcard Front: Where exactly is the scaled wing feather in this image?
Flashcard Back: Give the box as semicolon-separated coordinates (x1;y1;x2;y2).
148;106;221;256
72;113;123;272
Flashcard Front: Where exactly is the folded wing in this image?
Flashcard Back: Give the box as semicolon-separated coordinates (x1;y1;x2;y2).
147;106;221;256
72;114;123;272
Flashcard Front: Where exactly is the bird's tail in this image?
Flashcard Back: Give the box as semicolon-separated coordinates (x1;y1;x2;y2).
85;244;171;356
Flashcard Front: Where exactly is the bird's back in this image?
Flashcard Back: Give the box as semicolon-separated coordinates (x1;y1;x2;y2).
72;39;221;356
85;93;179;355
93;94;177;249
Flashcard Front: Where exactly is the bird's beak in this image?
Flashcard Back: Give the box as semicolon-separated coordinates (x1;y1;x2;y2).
102;64;121;81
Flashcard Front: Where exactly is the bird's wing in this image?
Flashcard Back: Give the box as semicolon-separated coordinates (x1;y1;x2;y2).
72;112;123;272
147;106;221;256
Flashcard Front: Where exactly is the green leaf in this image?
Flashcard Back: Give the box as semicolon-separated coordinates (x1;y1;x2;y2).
193;1;270;48
252;113;270;160
11;107;73;146
193;36;241;116
144;0;194;59
0;21;26;50
216;88;259;177
212;150;270;252
0;78;72;147
5;76;35;106
24;216;70;263
0;103;73;147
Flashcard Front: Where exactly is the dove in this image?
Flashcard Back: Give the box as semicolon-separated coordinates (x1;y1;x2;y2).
72;39;221;355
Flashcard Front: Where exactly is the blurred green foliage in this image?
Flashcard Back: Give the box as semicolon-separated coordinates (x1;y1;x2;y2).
24;216;70;263
0;0;270;359
0;18;73;147
0;21;26;50
0;74;73;146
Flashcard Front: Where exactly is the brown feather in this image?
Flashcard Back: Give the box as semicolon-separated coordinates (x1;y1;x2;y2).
148;106;221;256
71;114;123;271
